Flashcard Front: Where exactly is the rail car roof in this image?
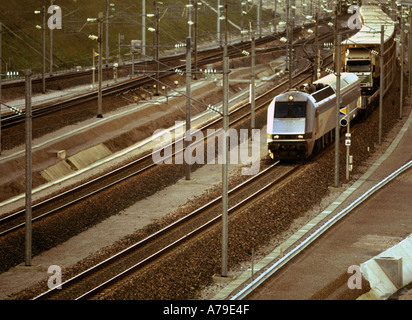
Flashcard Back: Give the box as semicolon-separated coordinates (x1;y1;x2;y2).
313;73;359;91
341;4;395;46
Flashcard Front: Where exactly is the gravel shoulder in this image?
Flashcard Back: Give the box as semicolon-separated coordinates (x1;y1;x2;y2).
0;62;273;299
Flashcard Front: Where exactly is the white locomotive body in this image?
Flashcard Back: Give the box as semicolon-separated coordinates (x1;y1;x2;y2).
267;73;361;160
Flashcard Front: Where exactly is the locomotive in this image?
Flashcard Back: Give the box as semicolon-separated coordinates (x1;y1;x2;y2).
267;4;396;161
267;73;361;160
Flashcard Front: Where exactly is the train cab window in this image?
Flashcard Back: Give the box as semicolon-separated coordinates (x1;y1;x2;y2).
274;102;306;118
346;60;370;72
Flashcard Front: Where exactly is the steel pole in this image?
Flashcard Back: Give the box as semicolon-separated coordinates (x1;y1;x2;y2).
25;69;33;266
185;37;191;180
289;20;293;89
50;0;53;76
346;104;350;181
42;6;46;94
222;55;229;278
221;0;229;278
258;0;262;38
315;12;319;80
92;49;96;89
286;0;290;73
400;6;404;120
241;2;244;41
188;0;192;38
118;33;121;65
409;14;412;97
194;0;198;80
154;5;159;96
217;0;221;47
98;12;103;118
142;0;146;58
274;0;278;34
0;22;2;155
334;34;341;188
251;33;255;129
106;0;109;66
379;25;384;145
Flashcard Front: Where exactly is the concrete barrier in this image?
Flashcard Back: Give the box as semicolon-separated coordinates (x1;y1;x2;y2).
66;144;112;170
40;144;112;182
359;234;412;299
40;160;73;182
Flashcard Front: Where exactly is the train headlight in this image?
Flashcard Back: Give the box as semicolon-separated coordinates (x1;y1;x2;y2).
288;95;294;101
274;135;280;139
298;135;304;139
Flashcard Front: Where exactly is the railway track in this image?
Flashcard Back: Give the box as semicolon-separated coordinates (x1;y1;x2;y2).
0;51;334;237
3;53;334;299
1;54;211;129
0;28;337;298
33;160;301;300
0;34;276;128
2;20;326;97
1;20;330;130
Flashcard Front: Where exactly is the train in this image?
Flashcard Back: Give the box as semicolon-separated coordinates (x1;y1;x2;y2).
266;3;396;161
340;4;396;107
267;73;361;160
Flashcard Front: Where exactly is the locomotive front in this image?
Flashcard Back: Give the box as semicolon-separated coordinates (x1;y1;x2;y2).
267;91;314;160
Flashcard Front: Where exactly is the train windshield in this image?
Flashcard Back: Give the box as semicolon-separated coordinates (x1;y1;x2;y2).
274;102;306;118
346;60;371;72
